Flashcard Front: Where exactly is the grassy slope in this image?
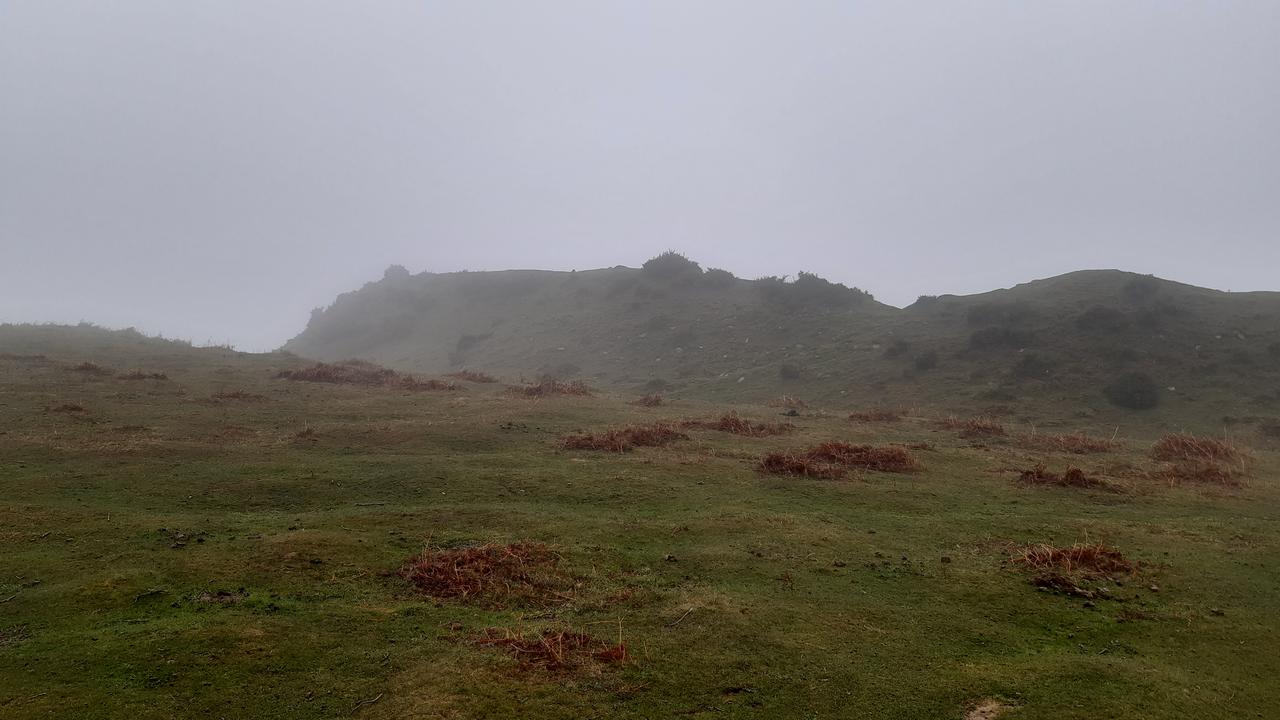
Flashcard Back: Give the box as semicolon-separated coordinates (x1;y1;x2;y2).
283;265;1280;435
1;326;1278;719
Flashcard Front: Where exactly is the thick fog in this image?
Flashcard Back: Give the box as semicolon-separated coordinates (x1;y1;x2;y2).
2;2;1278;351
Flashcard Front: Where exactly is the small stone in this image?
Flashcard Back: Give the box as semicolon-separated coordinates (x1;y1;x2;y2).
833;560;847;568
940;556;952;564
1210;607;1225;616
663;554;677;562
1149;585;1159;592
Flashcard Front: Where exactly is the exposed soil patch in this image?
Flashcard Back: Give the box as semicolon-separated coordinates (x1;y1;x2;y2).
471;626;627;672
681;412;793;437
561;423;687;452
1018;432;1118;454
1018;463;1110;490
506;380;593;398
938;416;1007;438
966;699;1010;720
399;541;574;608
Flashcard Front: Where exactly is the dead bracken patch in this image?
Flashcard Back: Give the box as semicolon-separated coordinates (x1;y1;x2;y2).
447;369;497;383
67;361;113;376
804;442;921;472
471;626;627;672
195;589;248;605
560;423;687;452
1148;461;1245;487
398;541;572;608
756;453;846;480
1014;542;1136;577
681;412;792;437
634;393;664;407
276;361;454;391
49;403;87;413
506;379;593;398
1018;463;1109;490
118;369;168;380
938;416;1007;438
1151;433;1249;464
211;390;267;401
848;408;901;423
1018;432;1118;454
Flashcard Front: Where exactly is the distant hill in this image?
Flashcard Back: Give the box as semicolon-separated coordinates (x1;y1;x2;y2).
283;255;1280;430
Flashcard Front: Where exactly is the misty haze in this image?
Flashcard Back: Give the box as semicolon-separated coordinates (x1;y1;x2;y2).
1;3;1278;719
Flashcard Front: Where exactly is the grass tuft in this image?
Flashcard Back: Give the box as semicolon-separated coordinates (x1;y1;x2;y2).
681;412;792;437
399;541;571;608
560;423;687;452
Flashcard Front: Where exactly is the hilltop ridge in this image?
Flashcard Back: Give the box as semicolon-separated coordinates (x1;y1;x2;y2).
281;256;1280;430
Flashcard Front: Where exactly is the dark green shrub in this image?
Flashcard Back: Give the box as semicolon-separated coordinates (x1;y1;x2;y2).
913;351;939;372
1075;305;1129;333
642;251;702;280
970;327;1034;350
1103;371;1161;410
702;267;736;288
965;302;1035;327
758;272;872;310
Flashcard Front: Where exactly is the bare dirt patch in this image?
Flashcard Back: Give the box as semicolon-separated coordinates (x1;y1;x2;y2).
966;699;1010;720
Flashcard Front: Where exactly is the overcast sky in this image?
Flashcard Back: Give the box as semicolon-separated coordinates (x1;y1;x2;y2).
3;2;1278;351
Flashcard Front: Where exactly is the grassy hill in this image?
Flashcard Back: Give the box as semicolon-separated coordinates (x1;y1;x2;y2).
284;256;1280;434
1;324;1277;718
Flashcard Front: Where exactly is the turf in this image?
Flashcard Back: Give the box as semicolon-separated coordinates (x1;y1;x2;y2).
1;329;1278;719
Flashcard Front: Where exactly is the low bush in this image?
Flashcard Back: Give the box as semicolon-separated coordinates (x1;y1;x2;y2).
398;541;569;608
1103;371;1160;409
560;423;687;452
642;251;702;280
1018;464;1108;489
447;369;497;383
1150;433;1248;464
506;380;593;398
471;627;627;672
937;416;1007;438
682;412;792;437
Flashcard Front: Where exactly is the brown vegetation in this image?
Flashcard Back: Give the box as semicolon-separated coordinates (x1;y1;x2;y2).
471;627;627;672
848;408;902;423
1148;461;1244;487
938;416;1006;438
681;412;792;437
118;369;168;380
1151;433;1248;464
398;541;571;608
803;441;921;472
276;361;454;391
1017;463;1108;490
560;423;687;452
1018;432;1118;454
506;379;593;398
756;453;846;480
211;390;267;401
447;369;497;383
1014;542;1135;577
48;403;86;413
634;394;664;407
67;361;113;375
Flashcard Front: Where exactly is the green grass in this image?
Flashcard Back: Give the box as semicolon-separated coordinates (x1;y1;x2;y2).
1;331;1278;719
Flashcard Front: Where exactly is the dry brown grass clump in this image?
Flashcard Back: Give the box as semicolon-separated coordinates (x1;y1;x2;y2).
398;541;571;608
67;361;113;375
447;369;497;383
938;416;1006;438
1018;463;1108;490
634;393;664;407
1018;432;1118;454
276;361;455;391
848;408;902;423
48;403;87;413
471;627;627;672
1151;433;1248;464
506;380;594;398
118;369;168;380
1014;542;1135;576
1148;461;1245;487
560;423;687;452
211;390;267;401
757;453;846;480
804;441;921;472
681;412;792;437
